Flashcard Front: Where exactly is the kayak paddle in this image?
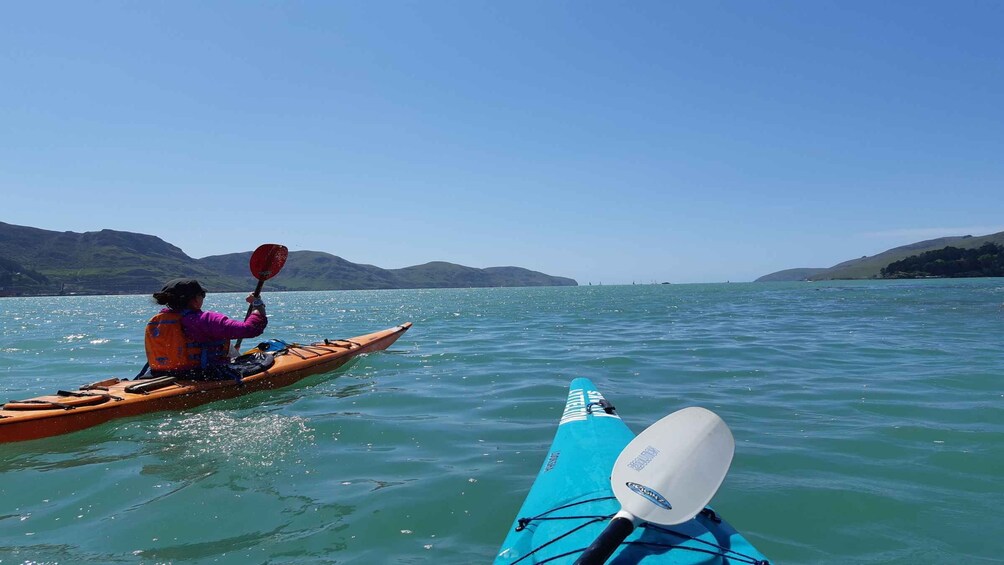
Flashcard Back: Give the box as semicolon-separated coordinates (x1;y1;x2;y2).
573;406;736;564
234;243;288;351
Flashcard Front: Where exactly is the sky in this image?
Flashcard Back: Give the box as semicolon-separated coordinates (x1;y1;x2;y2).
2;1;1002;284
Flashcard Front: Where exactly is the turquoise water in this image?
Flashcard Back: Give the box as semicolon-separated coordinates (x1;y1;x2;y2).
1;280;1001;564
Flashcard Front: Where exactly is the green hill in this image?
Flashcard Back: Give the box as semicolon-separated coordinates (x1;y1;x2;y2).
756;231;1004;281
0;222;577;295
754;268;828;282
387;262;576;289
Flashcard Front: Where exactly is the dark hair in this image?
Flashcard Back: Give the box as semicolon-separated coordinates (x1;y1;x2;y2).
153;278;207;310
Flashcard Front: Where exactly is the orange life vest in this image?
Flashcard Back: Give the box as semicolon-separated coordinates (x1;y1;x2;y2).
145;310;230;375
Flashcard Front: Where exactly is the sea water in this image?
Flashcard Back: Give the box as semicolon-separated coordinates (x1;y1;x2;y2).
0;280;1001;564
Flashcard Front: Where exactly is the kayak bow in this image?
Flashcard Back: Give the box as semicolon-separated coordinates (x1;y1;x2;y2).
495;377;769;564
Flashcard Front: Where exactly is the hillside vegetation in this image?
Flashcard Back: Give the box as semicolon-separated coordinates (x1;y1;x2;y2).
0;222;576;295
881;243;1004;278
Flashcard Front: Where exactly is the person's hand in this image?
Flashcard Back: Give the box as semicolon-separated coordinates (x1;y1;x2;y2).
246;294;266;313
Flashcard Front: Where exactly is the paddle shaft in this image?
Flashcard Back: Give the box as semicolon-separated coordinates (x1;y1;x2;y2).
574;515;636;565
233;277;265;351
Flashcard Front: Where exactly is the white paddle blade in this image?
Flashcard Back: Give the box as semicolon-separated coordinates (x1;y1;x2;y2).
611;406;735;526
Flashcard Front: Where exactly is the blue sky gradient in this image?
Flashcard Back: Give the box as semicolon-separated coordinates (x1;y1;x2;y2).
3;2;1002;283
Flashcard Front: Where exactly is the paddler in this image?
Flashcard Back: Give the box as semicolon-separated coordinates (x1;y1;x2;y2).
144;278;267;380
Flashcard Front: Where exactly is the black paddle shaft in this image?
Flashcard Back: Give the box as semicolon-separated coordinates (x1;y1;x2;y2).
233;277;266;352
573;516;635;565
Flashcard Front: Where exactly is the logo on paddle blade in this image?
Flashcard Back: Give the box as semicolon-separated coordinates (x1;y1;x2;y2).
627;446;660;471
626;482;672;510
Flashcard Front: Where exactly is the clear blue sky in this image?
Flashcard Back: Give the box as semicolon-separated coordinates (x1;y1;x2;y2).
2;2;1002;284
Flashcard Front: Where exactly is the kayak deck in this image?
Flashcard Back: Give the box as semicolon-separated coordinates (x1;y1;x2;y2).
495;377;769;564
0;322;411;443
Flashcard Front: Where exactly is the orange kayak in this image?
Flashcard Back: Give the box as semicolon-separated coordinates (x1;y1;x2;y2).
0;322;412;443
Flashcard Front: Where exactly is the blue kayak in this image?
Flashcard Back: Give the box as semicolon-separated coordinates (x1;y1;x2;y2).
495;378;770;564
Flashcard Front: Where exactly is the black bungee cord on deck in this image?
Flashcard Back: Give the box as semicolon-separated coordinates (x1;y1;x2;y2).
511;498;770;565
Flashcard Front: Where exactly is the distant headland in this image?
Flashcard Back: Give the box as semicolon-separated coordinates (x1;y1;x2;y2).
0;222;577;296
756;231;1004;281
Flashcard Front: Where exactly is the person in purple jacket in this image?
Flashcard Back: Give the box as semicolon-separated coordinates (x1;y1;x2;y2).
144;278;267;379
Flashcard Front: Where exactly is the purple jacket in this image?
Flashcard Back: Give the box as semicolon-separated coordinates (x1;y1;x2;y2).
164;308;268;343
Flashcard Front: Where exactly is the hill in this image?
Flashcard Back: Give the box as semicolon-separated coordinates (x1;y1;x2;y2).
756;231;1004;281
0;222;577;295
754;268;828;282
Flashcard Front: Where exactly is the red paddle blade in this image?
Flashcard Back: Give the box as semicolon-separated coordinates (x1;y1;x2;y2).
249;244;288;281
